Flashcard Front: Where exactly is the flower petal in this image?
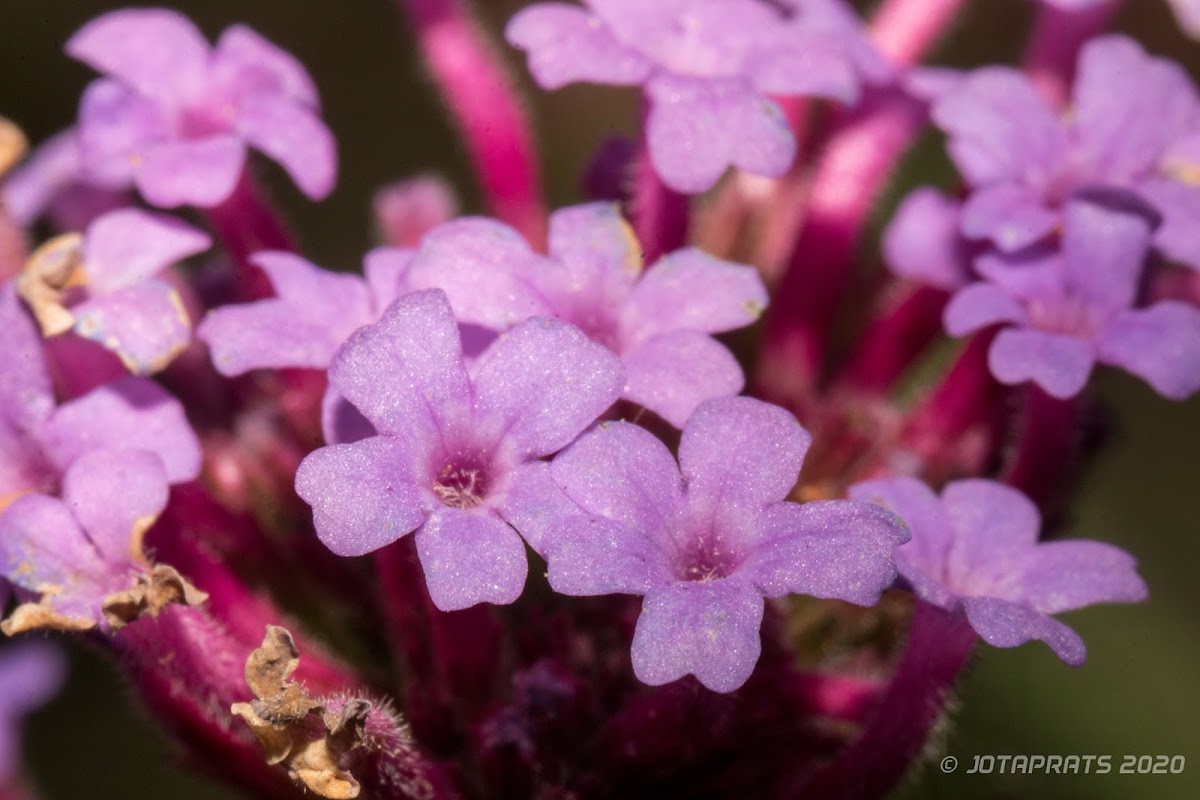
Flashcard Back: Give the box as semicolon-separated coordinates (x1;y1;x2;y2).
0;286;54;431
406;218;556;328
545;513;673;596
620;247;767;344
743;500;905;605
1096;302;1200;399
630;577;764;693
362;247;415;313
495;461;587;554
988;328;1095;398
1060;198;1153;313
414;507;528;611
678;396;811;514
212;24;320;107
295;436;430;557
66;8;210;102
943;283;1028;337
82;209;211;292
75;79;168;188
505;4;654;89
848;476;956;597
883;188;971;290
941;479;1040;584
621;331;744;429
646;74;794;194
960;183;1059;252
237;95;336;200
960;596;1085;666
329;289;471;439
43;376;201;483
1138;178;1200;270
1011;540;1147;615
549;419;683;537
62;449;168;564
135;135;246;208
546;202;642;304
72;279;192;375
472;317;624;458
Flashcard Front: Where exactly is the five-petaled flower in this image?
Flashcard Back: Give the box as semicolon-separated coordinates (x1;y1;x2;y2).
67;7;336;207
849;476;1148;665
505;396;908;692
295;289;625;611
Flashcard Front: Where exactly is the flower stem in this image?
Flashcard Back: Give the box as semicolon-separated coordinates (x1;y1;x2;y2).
399;0;547;248
1001;385;1081;513
203;170;294;301
838;285;951;393
628;122;690;266
797;601;977;799
1023;1;1121;107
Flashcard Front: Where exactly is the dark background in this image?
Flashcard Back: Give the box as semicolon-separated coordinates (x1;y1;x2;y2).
1;1;1197;798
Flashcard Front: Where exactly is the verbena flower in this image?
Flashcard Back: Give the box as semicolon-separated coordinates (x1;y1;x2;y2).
506;0;888;192
0;283;201;514
18;208;210;374
849;476;1148;665
407;203;767;428
67;7;336;207
506;396;907;692
0;642;65;782
932;35;1200;267
0;448;206;634
295;289;624;611
1;129;127;231
943;197;1200;399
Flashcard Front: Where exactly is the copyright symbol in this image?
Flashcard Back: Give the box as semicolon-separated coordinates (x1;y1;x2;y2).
940;756;958;773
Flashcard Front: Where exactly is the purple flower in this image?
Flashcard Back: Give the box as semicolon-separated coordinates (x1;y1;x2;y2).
849;477;1148;665
1;129;128;231
882;187;974;291
19;208;211;374
0;449;174;632
932;35;1200;267
67;8;336;208
0;283;201;514
943;198;1200;399
506;0;888;192
407;203;767;428
0;641;66;782
294;289;624;611
505;396;907;692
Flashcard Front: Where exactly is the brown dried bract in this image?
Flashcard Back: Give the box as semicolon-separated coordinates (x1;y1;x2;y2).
231;626;370;799
17;232;87;336
0;600;95;636
101;564;210;630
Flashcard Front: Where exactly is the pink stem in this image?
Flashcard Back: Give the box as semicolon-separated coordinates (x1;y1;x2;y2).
203;171;294;301
629;118;690;265
870;0;969;65
796;602;977;799
398;0;547;247
1023;1;1121;107
839;285;951;393
755;94;924;402
1001;385;1080;513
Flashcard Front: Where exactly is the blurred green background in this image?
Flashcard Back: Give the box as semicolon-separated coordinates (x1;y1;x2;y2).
1;1;1197;798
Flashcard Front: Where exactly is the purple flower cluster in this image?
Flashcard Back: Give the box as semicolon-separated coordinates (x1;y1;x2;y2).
1;2;1193;797
507;0;889;192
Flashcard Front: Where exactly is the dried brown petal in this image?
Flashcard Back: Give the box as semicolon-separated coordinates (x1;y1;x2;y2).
17;232;86;336
1;600;95;636
101;564;209;630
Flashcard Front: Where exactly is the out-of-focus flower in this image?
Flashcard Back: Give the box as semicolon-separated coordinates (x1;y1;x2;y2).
373;175;459;249
408;203;767;427
67;7;336;207
943;198;1200;399
850;477;1147;665
0;641;67;782
932;35;1200;268
0;449;207;635
17;208;210;374
0;283;201;515
506;0;888;192
507;396;907;692
1;129;128;232
295;289;624;611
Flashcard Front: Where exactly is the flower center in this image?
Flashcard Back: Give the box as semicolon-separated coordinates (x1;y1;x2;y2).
433;461;490;509
676;537;741;583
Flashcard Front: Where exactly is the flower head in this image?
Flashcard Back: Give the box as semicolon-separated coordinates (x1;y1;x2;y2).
18;208;210;374
507;0;888;192
295;289;624;611
67;8;336;207
931;35;1200;267
943;197;1200;399
506;396;907;692
408;203;767;427
849;477;1148;665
